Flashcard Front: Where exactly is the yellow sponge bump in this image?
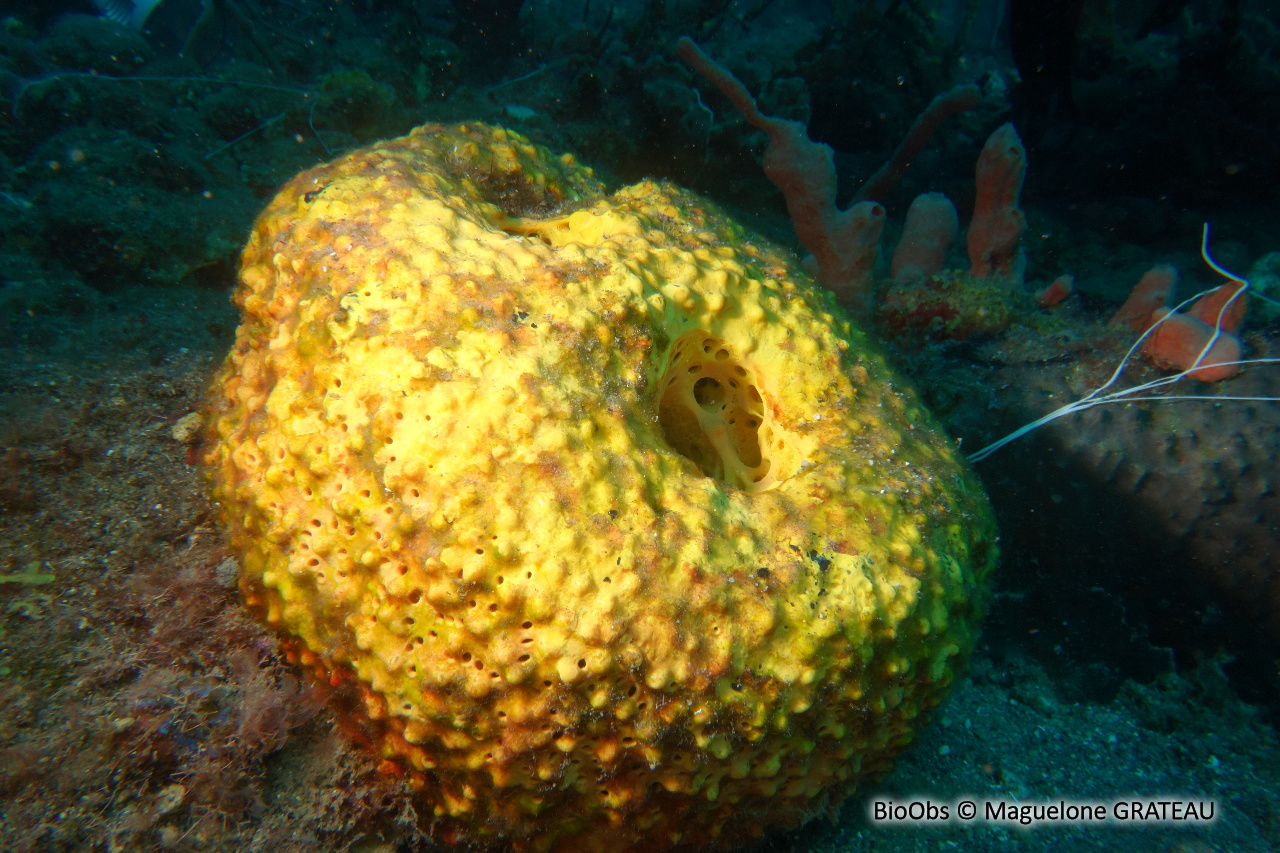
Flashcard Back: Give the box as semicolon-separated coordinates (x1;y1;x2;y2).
205;122;997;852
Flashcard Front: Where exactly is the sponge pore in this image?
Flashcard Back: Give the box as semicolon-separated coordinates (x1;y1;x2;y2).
658;330;800;492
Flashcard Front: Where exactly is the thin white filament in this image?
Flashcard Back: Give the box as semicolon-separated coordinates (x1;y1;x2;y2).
968;224;1268;463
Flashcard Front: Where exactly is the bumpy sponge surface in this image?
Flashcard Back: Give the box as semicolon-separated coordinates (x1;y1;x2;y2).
205;122;997;851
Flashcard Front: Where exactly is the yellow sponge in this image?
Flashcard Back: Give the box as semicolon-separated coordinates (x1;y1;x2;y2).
205;122;997;851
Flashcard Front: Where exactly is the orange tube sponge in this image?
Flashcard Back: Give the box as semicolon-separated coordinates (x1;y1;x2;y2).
204;122;997;852
967;123;1027;281
1035;274;1074;308
891;192;959;283
1142;307;1243;382
675;36;886;317
1189;281;1248;334
676;38;976;318
854;85;982;204
1111;264;1178;332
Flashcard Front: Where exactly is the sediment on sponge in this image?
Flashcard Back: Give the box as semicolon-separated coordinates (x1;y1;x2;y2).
204;121;998;852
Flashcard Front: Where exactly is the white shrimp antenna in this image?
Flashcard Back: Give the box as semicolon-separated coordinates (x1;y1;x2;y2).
967;223;1274;464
